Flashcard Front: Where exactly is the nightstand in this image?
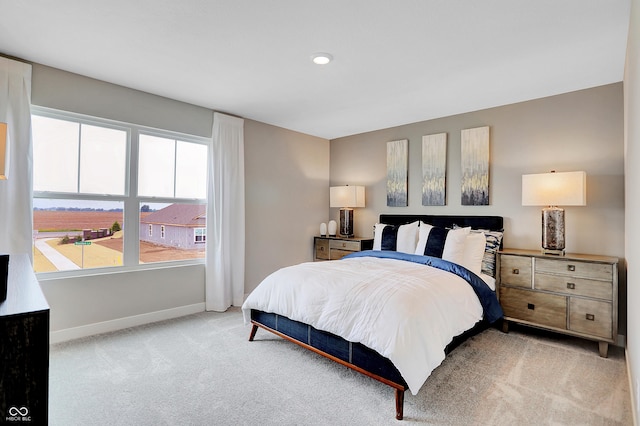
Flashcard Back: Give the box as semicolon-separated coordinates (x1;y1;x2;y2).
498;249;618;357
314;236;373;261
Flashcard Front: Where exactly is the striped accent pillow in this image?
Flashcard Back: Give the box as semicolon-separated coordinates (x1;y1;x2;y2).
479;230;503;278
415;223;470;265
373;221;419;254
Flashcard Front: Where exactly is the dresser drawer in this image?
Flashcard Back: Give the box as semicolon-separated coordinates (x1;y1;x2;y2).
536;258;613;281
315;239;330;260
569;298;612;339
330;249;354;260
535;273;612;300
499;255;532;288
329;239;361;252
500;287;566;329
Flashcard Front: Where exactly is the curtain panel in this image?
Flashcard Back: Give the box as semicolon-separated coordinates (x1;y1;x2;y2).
206;112;245;311
0;57;33;257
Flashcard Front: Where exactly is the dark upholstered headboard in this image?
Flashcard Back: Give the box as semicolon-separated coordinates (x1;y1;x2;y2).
379;214;503;232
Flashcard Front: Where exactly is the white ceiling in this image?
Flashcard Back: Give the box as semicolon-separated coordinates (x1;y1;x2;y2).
0;0;631;140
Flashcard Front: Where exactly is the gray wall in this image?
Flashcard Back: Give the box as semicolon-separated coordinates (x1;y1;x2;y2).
244;119;329;294
31;64;330;337
624;0;640;419
330;83;625;333
32;64;213;137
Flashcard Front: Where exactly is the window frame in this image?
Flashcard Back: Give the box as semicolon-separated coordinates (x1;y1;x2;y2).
31;106;210;278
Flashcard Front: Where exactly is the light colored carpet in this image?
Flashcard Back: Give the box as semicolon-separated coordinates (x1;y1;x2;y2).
49;308;632;425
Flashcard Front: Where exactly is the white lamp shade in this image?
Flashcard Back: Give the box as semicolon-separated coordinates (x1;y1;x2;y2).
330;186;365;208
0;123;7;180
522;171;586;206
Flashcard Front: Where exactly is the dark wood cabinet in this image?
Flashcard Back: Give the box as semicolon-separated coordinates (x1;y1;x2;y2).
0;254;49;424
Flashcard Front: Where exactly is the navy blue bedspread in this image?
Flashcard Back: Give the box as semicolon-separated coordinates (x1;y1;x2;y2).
344;250;504;324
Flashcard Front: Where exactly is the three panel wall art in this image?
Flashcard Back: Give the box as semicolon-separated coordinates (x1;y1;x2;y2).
385;126;490;207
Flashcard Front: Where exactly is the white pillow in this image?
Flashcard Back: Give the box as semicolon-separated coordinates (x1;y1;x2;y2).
373;221;419;254
415;223;470;265
480;273;496;291
461;231;486;275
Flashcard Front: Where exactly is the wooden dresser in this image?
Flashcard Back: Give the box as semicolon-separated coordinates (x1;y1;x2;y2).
498;249;618;357
314;236;373;261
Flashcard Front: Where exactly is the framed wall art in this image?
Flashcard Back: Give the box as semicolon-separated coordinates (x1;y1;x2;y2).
461;126;490;206
421;133;447;206
386;139;408;207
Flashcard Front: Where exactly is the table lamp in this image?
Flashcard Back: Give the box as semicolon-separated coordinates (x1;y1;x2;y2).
522;171;586;255
330;186;365;237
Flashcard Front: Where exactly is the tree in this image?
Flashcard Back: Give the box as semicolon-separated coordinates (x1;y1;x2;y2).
140;204;150;212
111;221;121;233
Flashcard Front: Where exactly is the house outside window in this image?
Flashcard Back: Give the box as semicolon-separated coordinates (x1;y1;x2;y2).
31;107;209;274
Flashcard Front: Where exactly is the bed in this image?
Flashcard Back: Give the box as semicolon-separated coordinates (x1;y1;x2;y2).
242;214;504;420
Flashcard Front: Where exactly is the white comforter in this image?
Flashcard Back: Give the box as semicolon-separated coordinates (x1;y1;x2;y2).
241;256;483;395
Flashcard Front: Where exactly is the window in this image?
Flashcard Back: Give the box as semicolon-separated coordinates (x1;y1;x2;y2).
139;202;206;262
138;134;207;199
31;108;209;274
137;134;207;263
32;116;127;195
32;199;124;272
194;228;206;243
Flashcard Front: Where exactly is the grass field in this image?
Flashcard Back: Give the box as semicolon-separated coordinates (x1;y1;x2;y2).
33;210;126;232
49;236;123;269
33;230;205;272
33;247;56;272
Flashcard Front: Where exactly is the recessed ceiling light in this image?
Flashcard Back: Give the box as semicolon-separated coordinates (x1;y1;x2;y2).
311;52;333;65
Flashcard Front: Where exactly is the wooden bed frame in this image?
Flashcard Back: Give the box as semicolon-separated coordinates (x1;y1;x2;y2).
248;214;503;420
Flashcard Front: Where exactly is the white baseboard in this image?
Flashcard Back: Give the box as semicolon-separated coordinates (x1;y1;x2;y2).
50;303;206;344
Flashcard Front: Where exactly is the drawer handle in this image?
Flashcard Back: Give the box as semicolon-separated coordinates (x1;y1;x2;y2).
586;313;595;321
319;247;325;251
566;282;575;290
568;264;576;272
342;243;346;248
512;268;519;275
527;303;535;310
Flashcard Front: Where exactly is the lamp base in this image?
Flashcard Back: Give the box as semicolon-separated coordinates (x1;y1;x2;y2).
339;208;354;237
541;207;565;256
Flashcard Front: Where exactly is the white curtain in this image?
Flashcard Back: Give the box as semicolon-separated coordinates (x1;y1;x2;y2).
206;112;245;311
0;57;33;258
